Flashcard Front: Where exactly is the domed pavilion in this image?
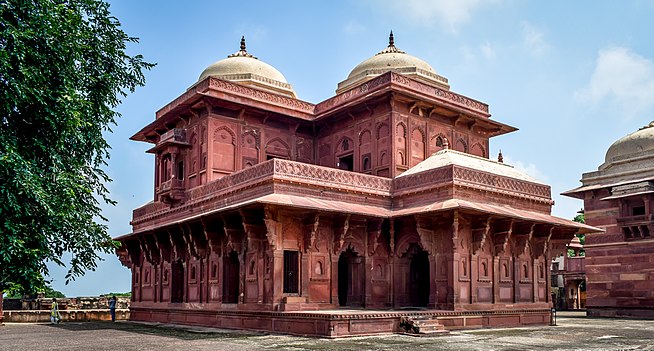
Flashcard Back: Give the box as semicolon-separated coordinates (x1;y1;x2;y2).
117;34;597;337
564;121;654;318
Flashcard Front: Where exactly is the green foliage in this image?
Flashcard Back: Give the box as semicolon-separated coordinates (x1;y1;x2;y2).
573;213;585;224
100;292;131;297
0;0;153;294
4;282;65;298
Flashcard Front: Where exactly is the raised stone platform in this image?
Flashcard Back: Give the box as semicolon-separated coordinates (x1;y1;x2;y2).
130;307;551;338
3;309;130;323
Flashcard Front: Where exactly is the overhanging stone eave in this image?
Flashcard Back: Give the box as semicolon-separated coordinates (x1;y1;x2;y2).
391;198;601;234
203;77;315;120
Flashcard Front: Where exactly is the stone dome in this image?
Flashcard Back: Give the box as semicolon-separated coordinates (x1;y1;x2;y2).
604;121;654;164
336;32;449;94
198;37;297;98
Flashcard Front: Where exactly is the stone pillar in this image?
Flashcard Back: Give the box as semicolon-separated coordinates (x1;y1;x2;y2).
471;254;478;304
452;252;460;306
301;251;310;302
428;255;436;308
492;256;500;304
273;249;284;307
532;258;539;303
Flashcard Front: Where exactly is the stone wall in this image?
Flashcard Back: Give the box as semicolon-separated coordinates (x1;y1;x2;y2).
3;296;130;311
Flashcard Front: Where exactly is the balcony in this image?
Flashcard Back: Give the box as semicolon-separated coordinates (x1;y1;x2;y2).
159;128;187;144
616;214;653;240
157;178;185;203
565;256;585;273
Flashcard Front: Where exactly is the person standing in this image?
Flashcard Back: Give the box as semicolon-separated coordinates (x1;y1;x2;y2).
50;298;61;324
109;296;117;322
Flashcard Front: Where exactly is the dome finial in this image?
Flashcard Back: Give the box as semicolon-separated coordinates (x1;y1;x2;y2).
639;121;654;130
498;150;504;163
228;36;256;59
377;31;404;55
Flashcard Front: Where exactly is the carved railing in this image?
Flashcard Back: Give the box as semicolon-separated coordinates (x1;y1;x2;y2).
134;159;393;223
565;256;585;273
616;214;653;240
158;128;187;144
393;164;551;201
315;72;489;116
157;179;184;195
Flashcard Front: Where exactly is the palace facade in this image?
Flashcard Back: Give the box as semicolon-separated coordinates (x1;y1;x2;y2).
116;34;596;336
564;122;654;319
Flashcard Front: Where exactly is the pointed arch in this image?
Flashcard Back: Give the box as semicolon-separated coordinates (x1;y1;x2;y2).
471;142;486;157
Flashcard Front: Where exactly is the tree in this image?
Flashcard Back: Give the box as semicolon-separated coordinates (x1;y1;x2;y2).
0;0;153;295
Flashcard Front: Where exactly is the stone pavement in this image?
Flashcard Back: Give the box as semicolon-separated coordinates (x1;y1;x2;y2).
1;313;654;350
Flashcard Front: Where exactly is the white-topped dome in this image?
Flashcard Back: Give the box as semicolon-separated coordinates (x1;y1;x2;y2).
604;121;654;164
336;32;449;94
198;37;297;98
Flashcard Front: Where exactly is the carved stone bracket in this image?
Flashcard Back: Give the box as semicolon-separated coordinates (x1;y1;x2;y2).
513;223;535;256
169;227;187;262
180;223;198;259
263;206;278;250
451;210;460;249
389;219;395;257
367;218;383;256
188;222;209;258
154;231;173;263
531;226;554;258
201;217;223;256
304;213;320;253
223;214;245;255
472;217;492;255
492;220;513;256
414;215;434;255
334;214;351;254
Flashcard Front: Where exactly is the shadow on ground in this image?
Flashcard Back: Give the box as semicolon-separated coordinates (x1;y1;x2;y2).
44;321;266;341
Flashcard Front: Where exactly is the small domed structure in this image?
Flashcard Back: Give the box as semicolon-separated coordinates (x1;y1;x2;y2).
336;32;449;94
603;121;654;167
199;37;297;98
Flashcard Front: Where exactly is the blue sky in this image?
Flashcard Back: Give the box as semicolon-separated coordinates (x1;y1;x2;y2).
47;0;654;296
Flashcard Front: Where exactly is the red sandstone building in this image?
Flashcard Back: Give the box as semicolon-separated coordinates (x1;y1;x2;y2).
564;122;654;319
116;34;596;337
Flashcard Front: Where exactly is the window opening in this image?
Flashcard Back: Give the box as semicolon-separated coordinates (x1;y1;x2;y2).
283;250;299;293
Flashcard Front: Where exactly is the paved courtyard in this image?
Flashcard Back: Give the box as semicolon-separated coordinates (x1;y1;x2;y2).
1;313;654;350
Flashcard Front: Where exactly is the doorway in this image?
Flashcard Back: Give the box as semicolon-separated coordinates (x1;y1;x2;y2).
338;248;364;307
170;259;184;303
222;251;240;303
338;154;354;171
409;247;430;307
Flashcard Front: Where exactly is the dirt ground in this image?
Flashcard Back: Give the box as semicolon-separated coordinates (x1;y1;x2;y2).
1;313;654;350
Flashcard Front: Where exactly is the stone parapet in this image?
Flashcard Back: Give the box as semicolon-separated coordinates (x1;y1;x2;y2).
3;309;129;323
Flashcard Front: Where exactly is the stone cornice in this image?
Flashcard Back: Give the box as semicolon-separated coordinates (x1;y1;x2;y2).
131;158;554;230
135;72;498;143
315;72;490;118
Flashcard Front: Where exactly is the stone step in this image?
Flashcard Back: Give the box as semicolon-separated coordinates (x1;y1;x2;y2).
400;316;449;336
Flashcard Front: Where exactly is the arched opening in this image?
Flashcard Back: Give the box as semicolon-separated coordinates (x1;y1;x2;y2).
338;248;364;307
408;245;430;307
222;251;240;303
171;259;184;303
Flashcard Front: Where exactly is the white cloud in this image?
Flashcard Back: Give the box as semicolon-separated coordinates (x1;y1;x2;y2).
576;47;654;117
503;155;549;183
343;20;366;34
521;21;549;56
480;41;496;59
379;0;499;33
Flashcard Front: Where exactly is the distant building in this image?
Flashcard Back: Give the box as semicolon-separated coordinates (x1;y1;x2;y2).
116;34;596;337
564;122;654;318
550;236;585;310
